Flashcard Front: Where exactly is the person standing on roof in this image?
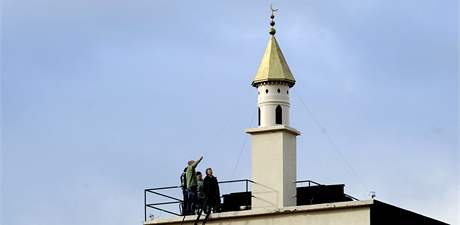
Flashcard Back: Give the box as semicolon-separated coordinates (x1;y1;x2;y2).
185;156;203;214
196;171;205;212
180;167;188;215
203;167;221;213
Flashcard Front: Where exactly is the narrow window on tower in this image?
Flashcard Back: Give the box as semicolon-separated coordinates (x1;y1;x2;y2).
258;107;261;126
276;105;282;124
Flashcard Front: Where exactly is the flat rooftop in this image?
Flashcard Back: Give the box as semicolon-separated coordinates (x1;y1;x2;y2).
145;200;448;225
145;200;374;225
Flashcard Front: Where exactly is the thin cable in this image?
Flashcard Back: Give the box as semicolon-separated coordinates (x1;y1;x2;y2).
231;108;257;179
212;113;231;148
292;91;357;176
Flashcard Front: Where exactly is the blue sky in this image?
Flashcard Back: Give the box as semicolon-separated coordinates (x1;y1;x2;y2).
2;0;458;225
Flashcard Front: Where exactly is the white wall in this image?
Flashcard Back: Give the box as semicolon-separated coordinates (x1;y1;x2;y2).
247;126;299;209
257;83;290;127
145;202;373;225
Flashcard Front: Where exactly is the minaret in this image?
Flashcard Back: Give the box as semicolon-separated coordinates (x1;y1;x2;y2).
246;9;300;209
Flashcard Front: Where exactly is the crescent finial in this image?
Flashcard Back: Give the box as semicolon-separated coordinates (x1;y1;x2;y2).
269;4;278;35
270;4;279;13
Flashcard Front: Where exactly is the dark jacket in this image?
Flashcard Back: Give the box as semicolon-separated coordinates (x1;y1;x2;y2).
180;167;187;189
203;175;220;206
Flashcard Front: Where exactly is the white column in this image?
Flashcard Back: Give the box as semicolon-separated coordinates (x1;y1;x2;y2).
246;126;300;209
257;84;291;127
249;82;299;209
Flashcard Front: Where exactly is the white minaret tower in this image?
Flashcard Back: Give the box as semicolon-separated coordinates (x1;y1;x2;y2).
246;9;300;210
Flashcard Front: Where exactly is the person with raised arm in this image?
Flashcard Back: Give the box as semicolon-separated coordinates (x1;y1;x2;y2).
185;156;203;214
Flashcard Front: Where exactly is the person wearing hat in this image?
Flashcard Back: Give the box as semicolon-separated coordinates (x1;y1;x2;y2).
185;156;203;214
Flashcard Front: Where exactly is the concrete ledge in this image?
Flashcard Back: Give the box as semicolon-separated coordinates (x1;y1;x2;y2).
144;200;374;225
245;125;301;136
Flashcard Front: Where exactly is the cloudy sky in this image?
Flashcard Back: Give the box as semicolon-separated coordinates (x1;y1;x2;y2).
2;0;458;225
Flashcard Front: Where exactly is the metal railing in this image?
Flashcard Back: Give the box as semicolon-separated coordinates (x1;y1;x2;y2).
144;185;183;218
344;194;359;201
296;180;360;201
144;179;359;221
295;180;323;187
144;179;254;221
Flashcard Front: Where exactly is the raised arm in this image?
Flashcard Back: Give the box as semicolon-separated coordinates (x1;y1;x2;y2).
191;156;203;168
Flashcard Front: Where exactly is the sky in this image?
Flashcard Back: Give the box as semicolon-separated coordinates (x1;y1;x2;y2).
1;0;459;225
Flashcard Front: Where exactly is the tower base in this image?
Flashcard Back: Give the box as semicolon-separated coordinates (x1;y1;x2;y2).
246;125;300;209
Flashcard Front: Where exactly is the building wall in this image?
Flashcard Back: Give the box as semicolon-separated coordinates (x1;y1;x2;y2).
145;202;373;225
204;207;370;225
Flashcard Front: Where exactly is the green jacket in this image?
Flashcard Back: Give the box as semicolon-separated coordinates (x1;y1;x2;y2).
186;156;203;188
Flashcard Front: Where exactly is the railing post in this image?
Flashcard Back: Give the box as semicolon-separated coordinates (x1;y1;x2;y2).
144;190;147;221
245;180;248;192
